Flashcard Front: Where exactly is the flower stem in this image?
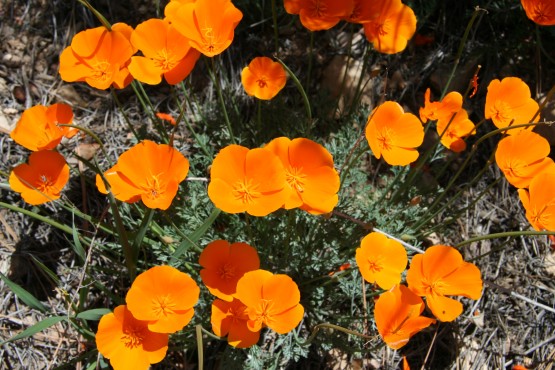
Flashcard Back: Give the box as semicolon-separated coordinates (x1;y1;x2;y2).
298;323;377;346
456;230;555;248
76;0;111;31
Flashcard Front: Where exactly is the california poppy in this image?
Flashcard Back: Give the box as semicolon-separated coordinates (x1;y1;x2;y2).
96;305;169;370
211;298;261;348
521;0;555;26
419;89;463;123
10;103;74;152
485;77;540;135
365;101;424;166
362;0;417;54
241;57;287;100
264;137;340;214
169;0;243;57
59;24;136;90
406;245;482;322
156;112;177;126
518;171;555;231
96;140;189;210
128;18;200;85
235;269;304;334
207;145;287;216
436;109;475;153
164;0;196;20
355;232;407;290
199;240;260;301
285;0;354;31
345;0;375;24
495;130;555;189
374;284;436;350
9;150;70;205
126;265;200;333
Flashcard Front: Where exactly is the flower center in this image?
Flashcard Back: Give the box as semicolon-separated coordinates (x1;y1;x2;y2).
368;257;383;274
255;299;274;326
533;4;551;23
310;0;327;17
91;60;113;82
218;262;236;280
377;128;394;151
153;294;177;317
257;78;268;88
286;166;306;193
424;278;447;297
154;49;178;71
121;326;146;349
201;26;217;54
37;175;53;193
492;100;513;126
233;179;261;204
144;174;163;200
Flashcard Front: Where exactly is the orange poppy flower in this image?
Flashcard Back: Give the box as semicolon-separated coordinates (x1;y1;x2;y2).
235;269;304;334
264;137;340;214
355;232;407;290
374;284;436;350
285;0;354;31
518;171;555;231
495;130;555;189
59;23;136;90
365;101;424;166
211;298;260;348
436;109;475;153
406;245;483;322
485;77;540;135
199;240;260;301
362;0;417;54
521;0;555;25
207;145;287;216
169;0;243;57
9;150;70;205
126;265;200;333
10;103;74;151
96;140;189;210
128;18;200;85
164;0;196;20
419;88;463;123
241;57;287;100
345;0;376;23
96;305;169;370
156;112;177;126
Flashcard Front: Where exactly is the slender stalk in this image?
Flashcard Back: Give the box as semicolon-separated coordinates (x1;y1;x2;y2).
76;0;111;30
110;88;141;141
0;202;73;234
298;323;377;346
456;230;555;248
196;325;204;370
208;57;235;143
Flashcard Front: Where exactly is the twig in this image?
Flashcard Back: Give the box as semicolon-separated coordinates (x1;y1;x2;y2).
485;280;555;314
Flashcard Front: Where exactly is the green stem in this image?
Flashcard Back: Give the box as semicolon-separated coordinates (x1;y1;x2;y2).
171;86;211;156
208;57;235;144
110;88;141;141
196;325;204;370
456;230;555;248
0;202;73;234
76;0;111;30
297;323;376;346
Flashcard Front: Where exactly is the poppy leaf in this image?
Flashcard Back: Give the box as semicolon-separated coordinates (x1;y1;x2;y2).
71;214;87;263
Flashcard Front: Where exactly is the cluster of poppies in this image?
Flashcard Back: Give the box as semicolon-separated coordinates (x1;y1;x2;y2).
96;240;303;369
355;233;482;349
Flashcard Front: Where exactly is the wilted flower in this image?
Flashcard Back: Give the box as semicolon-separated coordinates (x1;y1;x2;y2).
96;305;169;370
241;57;287;100
126;265;200;333
365;101;424;166
374;284;436;350
96;140;189;210
406;245;482;322
9;150;70;205
235;269;304;334
355;232;407;290
211;298;260;348
199;240;260;301
265;137;340;214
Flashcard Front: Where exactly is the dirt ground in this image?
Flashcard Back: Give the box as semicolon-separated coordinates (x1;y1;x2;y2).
1;1;555;369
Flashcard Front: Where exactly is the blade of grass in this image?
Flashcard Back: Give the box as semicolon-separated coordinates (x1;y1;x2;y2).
0;272;48;313
0;316;66;345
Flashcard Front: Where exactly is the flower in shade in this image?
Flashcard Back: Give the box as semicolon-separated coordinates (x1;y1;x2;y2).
264;137;340;214
284;0;355;31
241;57;287;100
96;305;169;370
355;232;407;290
199;240;260;301
518;171;555;231
96;140;189;210
485;77;540;135
128;18;200;85
374;284;436;350
362;0;417;54
436;109;475;153
10;103;74;152
365;101;424;166
345;0;376;24
211;298;261;348
9;150;70;205
59;23;136;90
126;265;200;334
207;145;286;216
169;0;243;57
521;0;555;25
235;269;304;334
406;245;483;322
495;130;555;189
